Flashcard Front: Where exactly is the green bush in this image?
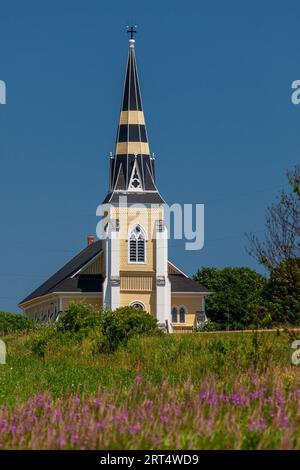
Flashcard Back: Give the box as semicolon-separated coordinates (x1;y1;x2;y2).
56;302;103;335
30;335;47;358
30;304;161;356
101;306;161;352
0;312;36;336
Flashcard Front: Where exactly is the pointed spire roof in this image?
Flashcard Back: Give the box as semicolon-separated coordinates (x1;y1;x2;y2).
103;30;164;204
115;36;150;158
121;38;142;111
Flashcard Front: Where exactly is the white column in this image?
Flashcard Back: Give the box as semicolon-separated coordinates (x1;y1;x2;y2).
155;221;172;332
103;218;120;310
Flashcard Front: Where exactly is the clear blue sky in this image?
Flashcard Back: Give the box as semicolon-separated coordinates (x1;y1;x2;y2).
0;0;299;312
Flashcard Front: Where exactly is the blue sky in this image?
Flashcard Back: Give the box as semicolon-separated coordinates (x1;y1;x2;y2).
0;0;299;312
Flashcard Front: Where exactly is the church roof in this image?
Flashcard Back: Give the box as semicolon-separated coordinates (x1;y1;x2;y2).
103;191;165;204
169;274;209;293
19;241;208;306
19;241;102;305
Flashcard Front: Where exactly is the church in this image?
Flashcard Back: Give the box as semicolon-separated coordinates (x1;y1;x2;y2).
19;31;209;332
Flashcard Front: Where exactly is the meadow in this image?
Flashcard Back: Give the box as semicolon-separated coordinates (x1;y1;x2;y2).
1;326;300;449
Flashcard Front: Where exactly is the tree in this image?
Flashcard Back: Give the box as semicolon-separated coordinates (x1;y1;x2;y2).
263;258;300;325
247;165;300;270
193;267;267;330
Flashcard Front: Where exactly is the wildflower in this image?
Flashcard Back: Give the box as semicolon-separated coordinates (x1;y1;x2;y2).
143;399;153;411
57;437;66;447
231;393;248;406
73;395;80;405
248;417;267;431
54;410;61;420
95;422;105;430
128;424;141;436
71;434;80;444
107;404;116;410
135;374;143;385
93;398;102;406
278;414;289;428
36;394;45;403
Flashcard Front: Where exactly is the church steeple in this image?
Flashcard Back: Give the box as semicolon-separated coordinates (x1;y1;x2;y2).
104;29;164;204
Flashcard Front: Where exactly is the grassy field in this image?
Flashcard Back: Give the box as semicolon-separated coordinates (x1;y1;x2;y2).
0;329;300;449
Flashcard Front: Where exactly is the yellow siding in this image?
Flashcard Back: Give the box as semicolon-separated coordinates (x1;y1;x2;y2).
168;264;178;275
119;291;156;316
62;295;102;311
112;206;162;273
120;273;154;291
171;294;203;330
81;254;102;275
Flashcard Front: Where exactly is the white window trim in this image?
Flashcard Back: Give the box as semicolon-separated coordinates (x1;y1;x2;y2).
128;159;143;191
130;301;146;311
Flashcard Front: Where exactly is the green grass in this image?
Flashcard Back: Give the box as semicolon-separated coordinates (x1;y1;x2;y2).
0;329;296;407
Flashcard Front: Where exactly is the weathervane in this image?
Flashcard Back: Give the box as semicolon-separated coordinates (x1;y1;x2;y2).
127;25;137;40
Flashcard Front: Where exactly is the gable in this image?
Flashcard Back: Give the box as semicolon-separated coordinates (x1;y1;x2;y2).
80;252;103;275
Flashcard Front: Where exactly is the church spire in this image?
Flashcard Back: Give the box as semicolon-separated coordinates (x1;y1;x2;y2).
115;28;150;158
104;29;164;203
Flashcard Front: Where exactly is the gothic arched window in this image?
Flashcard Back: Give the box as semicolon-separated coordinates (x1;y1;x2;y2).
179;306;186;323
171;307;178;323
129;225;146;263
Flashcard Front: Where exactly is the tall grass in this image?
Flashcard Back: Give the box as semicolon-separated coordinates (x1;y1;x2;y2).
0;330;299;449
1;371;300;449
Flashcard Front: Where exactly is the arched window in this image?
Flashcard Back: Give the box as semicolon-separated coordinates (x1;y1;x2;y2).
179;306;186;323
129;225;146;263
171;307;178;323
131;301;145;311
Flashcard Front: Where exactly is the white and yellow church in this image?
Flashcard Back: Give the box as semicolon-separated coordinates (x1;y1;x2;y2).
19;32;209;332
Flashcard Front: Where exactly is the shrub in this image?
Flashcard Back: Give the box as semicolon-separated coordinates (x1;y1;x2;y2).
0;312;36;336
56;302;102;335
101;306;161;352
29;327;57;358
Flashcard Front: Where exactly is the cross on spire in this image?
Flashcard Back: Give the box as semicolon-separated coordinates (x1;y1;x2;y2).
127;25;137;40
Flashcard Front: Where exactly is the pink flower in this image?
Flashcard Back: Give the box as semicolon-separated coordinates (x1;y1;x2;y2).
57;437;66;447
135;374;143;385
248;417;267;431
128;424;141;436
73;395;80;405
